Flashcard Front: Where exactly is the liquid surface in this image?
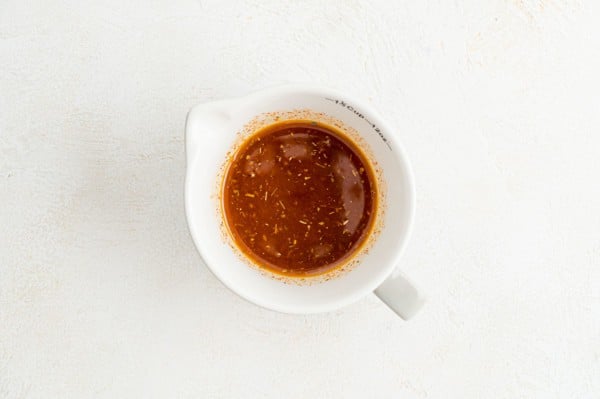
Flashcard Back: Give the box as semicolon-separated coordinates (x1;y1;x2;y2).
222;120;376;277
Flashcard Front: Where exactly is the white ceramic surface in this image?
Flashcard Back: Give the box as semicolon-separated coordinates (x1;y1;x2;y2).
185;85;424;317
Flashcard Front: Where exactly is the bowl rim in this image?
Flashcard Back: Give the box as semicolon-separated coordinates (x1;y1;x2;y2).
184;83;416;314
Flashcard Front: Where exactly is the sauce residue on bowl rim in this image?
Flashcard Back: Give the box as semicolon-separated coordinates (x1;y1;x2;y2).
216;109;386;285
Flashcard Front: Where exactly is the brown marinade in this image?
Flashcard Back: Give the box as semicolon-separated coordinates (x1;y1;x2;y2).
222;120;377;277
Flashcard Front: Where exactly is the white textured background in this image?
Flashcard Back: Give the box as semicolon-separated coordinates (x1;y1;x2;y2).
1;0;599;398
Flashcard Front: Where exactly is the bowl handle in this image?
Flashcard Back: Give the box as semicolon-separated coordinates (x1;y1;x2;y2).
374;271;425;320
